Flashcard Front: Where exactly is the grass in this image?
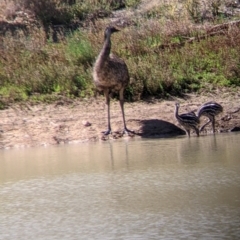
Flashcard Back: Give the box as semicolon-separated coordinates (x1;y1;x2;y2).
0;0;240;107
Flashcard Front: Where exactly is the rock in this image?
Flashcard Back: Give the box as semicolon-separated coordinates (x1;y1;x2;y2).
82;120;91;127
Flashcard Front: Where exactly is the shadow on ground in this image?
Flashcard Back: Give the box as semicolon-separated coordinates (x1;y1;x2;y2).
134;119;186;138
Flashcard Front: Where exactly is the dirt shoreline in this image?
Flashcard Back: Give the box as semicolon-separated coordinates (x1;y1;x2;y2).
0;90;240;149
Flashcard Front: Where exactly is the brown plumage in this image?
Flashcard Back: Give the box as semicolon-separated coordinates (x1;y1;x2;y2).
93;26;133;135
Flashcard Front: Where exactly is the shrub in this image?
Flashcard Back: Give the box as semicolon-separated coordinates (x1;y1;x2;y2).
0;0;239;104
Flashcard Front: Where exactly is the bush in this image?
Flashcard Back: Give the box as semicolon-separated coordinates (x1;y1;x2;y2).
0;0;239;104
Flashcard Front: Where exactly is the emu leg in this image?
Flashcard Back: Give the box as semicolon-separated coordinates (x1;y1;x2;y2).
193;126;200;137
212;116;216;133
119;88;134;134
103;89;111;135
199;119;211;132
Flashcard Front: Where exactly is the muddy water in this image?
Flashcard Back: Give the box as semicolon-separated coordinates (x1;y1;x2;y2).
0;133;240;240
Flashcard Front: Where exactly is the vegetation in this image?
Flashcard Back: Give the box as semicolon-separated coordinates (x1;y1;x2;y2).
0;0;239;107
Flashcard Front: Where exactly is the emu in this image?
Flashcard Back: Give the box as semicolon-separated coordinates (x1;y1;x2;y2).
197;101;223;132
93;26;133;135
175;102;200;137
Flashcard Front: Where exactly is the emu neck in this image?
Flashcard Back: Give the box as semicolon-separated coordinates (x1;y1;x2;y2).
97;33;112;64
175;105;179;119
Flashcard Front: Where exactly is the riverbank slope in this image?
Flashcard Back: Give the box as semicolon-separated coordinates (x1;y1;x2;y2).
1;89;239;149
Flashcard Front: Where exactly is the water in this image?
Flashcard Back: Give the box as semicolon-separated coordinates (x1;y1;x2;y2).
0;133;240;240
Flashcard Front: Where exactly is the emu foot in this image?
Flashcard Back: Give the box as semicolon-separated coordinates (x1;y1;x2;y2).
102;129;111;135
123;128;135;137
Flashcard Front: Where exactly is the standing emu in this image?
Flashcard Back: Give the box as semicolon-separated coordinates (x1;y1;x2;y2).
197;101;223;132
93;26;133;135
175;102;200;137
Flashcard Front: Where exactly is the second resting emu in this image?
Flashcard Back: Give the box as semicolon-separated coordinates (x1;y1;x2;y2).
93;26;133;135
175;102;200;137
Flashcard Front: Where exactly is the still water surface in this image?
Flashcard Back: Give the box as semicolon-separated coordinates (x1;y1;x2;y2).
0;133;240;240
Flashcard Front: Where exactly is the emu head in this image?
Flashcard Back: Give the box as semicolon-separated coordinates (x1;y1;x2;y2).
104;26;120;39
